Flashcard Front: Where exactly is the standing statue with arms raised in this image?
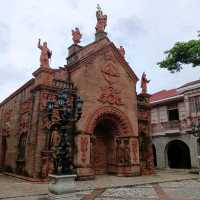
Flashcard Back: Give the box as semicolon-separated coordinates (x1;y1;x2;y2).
38;38;52;68
141;72;150;94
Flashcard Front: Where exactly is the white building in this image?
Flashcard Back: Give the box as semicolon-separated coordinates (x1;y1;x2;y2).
150;80;200;169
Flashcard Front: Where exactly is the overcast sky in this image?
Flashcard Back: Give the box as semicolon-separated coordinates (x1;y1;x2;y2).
0;0;200;102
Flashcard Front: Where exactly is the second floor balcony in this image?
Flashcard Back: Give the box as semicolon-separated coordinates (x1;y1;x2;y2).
151;120;189;135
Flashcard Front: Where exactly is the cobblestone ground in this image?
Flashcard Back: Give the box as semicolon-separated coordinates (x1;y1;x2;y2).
0;170;199;200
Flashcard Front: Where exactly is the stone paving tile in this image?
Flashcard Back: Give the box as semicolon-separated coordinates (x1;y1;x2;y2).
96;198;159;200
160;179;200;199
162;187;200;199
0;171;199;200
99;187;159;199
1;191;93;200
75;171;198;191
160;179;200;188
2;195;48;200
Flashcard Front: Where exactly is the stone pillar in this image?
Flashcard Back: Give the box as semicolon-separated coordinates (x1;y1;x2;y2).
95;32;107;41
74;133;94;180
32;67;54;87
66;44;82;65
137;93;154;175
29;66;54;178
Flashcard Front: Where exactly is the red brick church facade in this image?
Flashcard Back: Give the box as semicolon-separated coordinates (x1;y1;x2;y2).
0;7;154;180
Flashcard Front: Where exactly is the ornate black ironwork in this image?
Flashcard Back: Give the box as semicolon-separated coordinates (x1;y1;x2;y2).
47;79;83;175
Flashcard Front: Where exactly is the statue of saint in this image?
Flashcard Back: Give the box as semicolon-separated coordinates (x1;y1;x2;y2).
38;38;52;68
118;46;125;57
141;72;150;94
95;4;107;33
72;27;82;45
50;128;61;149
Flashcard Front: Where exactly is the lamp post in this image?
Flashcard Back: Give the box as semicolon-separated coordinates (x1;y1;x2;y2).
47;80;83;175
191;118;200;176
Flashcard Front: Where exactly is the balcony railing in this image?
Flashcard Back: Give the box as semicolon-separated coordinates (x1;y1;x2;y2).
151;120;181;134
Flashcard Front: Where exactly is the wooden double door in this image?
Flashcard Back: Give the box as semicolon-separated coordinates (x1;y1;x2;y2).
94;135;115;175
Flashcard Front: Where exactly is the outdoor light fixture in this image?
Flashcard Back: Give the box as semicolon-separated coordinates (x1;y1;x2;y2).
46;78;83;175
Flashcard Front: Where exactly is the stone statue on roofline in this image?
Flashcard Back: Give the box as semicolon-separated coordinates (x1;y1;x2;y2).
118;46;125;57
72;27;82;45
38;38;52;68
95;4;107;33
141;72;150;94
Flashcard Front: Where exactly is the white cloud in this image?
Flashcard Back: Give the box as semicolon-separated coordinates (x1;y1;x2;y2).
0;0;200;101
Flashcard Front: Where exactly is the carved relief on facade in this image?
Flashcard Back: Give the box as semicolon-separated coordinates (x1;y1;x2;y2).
19;113;30;133
99;61;124;106
104;50;116;62
116;138;131;165
75;135;90;166
80;136;89;163
40;92;57;111
101;62;120;84
20;99;32;114
41;151;54;178
130;138;139;164
98;86;123;105
1;109;12;136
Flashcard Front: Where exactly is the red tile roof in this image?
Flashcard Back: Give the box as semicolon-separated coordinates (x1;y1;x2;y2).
150;89;177;102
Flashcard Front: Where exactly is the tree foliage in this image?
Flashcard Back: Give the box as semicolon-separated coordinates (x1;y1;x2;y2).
158;39;200;73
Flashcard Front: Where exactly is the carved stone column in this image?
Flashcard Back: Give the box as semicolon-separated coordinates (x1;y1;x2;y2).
137;93;154;175
74;133;95;180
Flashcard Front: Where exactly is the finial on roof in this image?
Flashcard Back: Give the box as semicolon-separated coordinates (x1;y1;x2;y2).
95;4;107;33
118;46;125;57
141;72;150;94
37;38;52;68
72;27;82;45
97;4;101;12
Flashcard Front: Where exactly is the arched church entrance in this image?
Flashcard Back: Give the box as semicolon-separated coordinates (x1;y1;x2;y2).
93;116;119;175
85;106;134;176
166;140;191;169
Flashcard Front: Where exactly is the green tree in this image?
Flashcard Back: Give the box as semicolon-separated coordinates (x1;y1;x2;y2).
158;33;200;73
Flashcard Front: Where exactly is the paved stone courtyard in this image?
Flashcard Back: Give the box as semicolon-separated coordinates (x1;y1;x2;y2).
0;170;199;200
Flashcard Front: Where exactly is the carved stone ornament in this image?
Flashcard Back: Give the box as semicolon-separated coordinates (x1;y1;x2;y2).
95;4;107;33
101;62;120;84
118;46;125;57
98;86;123;105
141;72;150;94
20;99;32;114
80;136;88;163
38;38;52;68
72;27;82;45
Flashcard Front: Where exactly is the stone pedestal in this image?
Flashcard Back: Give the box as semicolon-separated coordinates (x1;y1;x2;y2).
95;31;107;41
48;174;77;199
